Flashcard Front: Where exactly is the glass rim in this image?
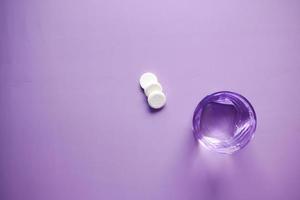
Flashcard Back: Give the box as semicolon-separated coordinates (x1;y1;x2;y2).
193;91;257;154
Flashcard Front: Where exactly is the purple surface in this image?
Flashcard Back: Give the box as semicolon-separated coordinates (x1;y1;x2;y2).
1;0;300;200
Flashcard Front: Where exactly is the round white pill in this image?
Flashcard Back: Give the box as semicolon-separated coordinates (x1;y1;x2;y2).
147;91;166;109
139;72;158;89
144;82;162;97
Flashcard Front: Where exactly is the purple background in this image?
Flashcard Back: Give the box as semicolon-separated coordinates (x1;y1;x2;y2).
1;0;300;199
